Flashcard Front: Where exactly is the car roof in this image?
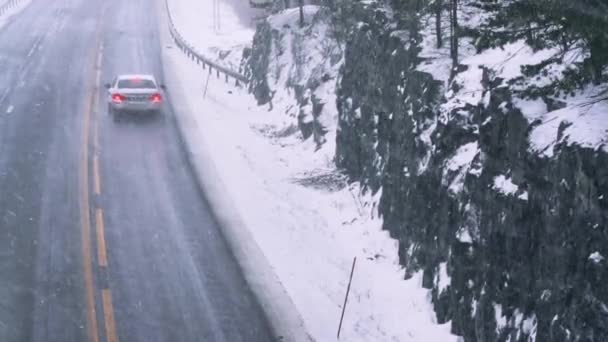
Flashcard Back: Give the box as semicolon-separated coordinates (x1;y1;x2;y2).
117;74;156;82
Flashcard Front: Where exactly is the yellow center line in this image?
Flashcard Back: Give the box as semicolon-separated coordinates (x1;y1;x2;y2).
93;155;101;195
79;55;100;342
101;289;119;342
91;38;120;342
79;3;117;342
95;208;108;267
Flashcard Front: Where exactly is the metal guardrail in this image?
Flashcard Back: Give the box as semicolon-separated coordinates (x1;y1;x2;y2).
164;0;248;86
0;0;23;16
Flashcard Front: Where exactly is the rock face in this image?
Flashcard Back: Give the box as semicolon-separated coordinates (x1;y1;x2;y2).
335;2;608;341
244;6;342;147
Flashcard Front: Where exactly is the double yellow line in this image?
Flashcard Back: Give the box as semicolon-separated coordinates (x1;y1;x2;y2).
78;7;119;342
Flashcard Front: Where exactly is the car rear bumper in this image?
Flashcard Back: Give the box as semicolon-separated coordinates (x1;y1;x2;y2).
110;102;161;113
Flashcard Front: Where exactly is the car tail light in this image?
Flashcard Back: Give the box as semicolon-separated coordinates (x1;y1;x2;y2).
150;93;162;103
112;94;126;103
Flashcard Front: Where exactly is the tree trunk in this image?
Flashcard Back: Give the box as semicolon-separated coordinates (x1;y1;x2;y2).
435;0;443;48
589;35;607;85
299;0;305;27
450;0;458;67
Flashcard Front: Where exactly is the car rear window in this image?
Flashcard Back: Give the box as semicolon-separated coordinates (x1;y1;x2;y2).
117;78;156;89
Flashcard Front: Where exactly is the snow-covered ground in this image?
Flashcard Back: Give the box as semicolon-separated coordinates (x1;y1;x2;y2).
167;0;264;72
162;0;459;341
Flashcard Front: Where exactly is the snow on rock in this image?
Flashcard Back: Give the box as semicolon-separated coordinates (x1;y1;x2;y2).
456;227;473;244
464;40;559;82
513;97;548;122
495;304;507;333
589;251;605;264
261;5;342;141
436;262;450;294
529;87;608;157
518;191;529;201
522;314;538;342
443;142;480;195
493;175;519;196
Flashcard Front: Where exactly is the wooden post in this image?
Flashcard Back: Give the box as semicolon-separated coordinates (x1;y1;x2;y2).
203;71;212;98
337;257;357;339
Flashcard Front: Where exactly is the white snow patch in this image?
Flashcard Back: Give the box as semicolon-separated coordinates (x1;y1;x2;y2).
447;142;479;171
436;262;450;293
443;66;485;113
513;97;548;122
495;304;507;332
456;227;473;244
518;191;529;201
418;120;437;174
444;142;480;194
464;40;559;82
522;314;538;342
493;175;519;196
589;251;605;263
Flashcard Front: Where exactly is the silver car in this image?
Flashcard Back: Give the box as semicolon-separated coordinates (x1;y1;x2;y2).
105;74;165;117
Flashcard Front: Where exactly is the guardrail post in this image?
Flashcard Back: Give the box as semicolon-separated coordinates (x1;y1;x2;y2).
216;69;220;78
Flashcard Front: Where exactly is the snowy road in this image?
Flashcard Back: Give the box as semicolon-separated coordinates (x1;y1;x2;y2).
0;0;273;341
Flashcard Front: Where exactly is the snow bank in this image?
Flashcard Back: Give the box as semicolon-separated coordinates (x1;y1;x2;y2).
159;1;458;341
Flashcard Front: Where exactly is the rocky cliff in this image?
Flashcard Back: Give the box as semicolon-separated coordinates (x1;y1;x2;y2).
335;1;607;341
244;5;342;147
247;0;608;340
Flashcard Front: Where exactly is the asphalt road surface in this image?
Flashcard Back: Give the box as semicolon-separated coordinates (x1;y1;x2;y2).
0;0;274;341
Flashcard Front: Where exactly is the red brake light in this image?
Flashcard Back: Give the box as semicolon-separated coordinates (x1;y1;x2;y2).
150;93;162;103
112;94;126;103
